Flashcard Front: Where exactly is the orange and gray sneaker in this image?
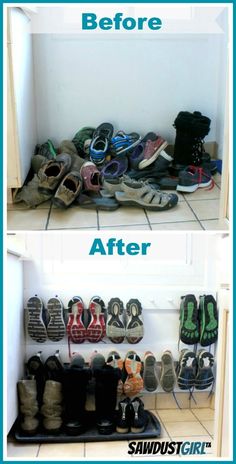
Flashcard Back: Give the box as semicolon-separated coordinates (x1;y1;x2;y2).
107;351;124;395
143;351;158;392
123;351;143;396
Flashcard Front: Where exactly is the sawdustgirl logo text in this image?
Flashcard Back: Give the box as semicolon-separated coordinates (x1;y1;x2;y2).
128;440;212;456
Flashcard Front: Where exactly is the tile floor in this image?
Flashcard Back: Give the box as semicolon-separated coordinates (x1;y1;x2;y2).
8;174;228;231
7;408;215;459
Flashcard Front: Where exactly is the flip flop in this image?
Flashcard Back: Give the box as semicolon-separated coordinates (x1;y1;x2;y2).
77;192;119;211
199;295;218;346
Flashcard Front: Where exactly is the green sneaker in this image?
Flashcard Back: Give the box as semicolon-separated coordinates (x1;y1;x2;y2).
179;294;199;344
199;295;218;346
72;127;95;157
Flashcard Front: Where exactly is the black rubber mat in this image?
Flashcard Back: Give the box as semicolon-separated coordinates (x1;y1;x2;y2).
15;411;161;443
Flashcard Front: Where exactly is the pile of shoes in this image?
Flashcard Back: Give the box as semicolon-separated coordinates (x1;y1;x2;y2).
25;295;144;345
14;111;217;210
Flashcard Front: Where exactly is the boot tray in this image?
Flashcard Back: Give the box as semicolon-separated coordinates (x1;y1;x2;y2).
14;411;161;443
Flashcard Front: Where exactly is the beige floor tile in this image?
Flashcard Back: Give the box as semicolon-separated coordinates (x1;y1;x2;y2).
7;442;39;458
152;412;171;438
201;421;215;435
147;202;195;225
157;409;197;423
99;207;148;227
164;421;208;437
174;437;214;456
85;440;129;458
8;209;48;231
48;207;97;229
213;173;222;186
156;393;191;410
182;185;220;201
201;219;229;231
142;395;156;410
187;199;220;220
191;392;212;408
151;221;202;231
8;200;52;210
38;443;84;458
191;408;215;421
100;224;150;230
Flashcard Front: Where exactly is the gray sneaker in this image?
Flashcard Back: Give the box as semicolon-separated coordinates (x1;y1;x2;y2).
38;153;71;194
115;178;178;211
53;171;82;208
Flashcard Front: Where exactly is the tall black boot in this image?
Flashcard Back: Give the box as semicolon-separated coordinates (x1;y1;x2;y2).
62;355;92;435
173;111;211;169
94;365;121;435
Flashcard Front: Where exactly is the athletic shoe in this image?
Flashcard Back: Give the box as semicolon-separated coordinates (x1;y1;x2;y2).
26;296;47;343
80;162;101;192
53;171;82;208
111;131;141;156
58;140;77;156
177;166;213;193
126;299;144;344
34;139;57;160
90;123;113;165
46;297;66;342
101;156;128;178
123;351;143;396
107;351;124;395
143;351;158;392
160;350;176;393
90;351;106;370
72;127;95;157
138;137;168;169
66;296;87;343
130;397;148;433
179;294;199;345
199;295;218;346
86;296;106;343
106;298;125;343
195;350;214;390
177;349;197;390
38;154;71;194
116;397;131;433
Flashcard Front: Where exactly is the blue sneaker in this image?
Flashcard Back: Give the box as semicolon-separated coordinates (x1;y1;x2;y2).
90;122;113;165
111;131;141;156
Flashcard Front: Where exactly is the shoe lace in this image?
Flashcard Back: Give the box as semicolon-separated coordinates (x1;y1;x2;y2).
188;165;215;190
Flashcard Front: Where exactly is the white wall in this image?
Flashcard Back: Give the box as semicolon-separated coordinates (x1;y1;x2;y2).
32;25;228;158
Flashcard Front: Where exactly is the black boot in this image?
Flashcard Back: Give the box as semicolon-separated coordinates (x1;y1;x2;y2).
26;352;46;407
94;365;121;435
62;355;92;435
172;111;211;170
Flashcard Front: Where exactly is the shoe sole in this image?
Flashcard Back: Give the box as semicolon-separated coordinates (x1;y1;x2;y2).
176;179;212;193
126;299;144;344
106;299;125;343
177;351;197;390
131;425;145;433
180;296;199;345
160;352;176;392
87;299;106;343
115;193;177;211
123;373;143;396
138;141;168;169
200;296;218;346
116;426;129;433
67;300;87;344
143;354;158;392
195;351;214;390
52;197;71;209
27;296;47;343
47;298;66;342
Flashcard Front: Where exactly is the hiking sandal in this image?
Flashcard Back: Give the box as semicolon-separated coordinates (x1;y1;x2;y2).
179;294;199;344
87;296;106;343
46;297;66;342
195;350;214;390
177;349;197;390
199;295;218;346
143;351;158;392
160;350;176;392
90;122;113;165
26;296;47;343
111;131;141;156
106;298;125;343
66;296;86;344
126;299;144;344
115;178;178;211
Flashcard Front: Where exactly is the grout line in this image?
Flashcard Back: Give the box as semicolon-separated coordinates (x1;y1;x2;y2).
182;197;204;230
196;417;214;437
45;201;53;230
144;209;152;230
36;444;41;457
184;196;221;202
83;442;86;458
96;210;100;230
45;226;98;231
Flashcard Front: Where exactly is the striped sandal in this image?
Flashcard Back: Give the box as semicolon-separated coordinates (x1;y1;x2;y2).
46;297;66;342
123;351;143;396
126;299;144;344
26;296;47;343
66;296;86;344
87;296;106;343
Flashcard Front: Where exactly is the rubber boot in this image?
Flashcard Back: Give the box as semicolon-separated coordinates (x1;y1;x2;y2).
17;379;39;434
172;111;211;171
63;356;92;435
41;380;63;433
94;365;121;434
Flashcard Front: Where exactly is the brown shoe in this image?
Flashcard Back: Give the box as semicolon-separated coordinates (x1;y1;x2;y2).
38;153;71;194
53;171;82;208
80;161;101;192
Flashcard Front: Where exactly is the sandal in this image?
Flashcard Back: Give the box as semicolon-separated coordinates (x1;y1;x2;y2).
199;295;218;346
126;299;144;344
179;294;199;345
106;298;125;343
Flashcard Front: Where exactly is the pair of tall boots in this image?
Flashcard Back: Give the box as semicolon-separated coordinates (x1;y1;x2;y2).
63;355;121;435
172;111;211;174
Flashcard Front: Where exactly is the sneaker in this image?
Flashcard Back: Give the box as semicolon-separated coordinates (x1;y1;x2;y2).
177;349;197;390
80;161;101;192
111;131;141;156
160;350;176;392
116;397;131;433
66;296;87;343
101;156;128;178
90;123;113;165
130;397;148;433
107;351;124;395
26;296;47;343
195;350;214;390
86;297;106;343
72;127;95;157
44;350;64;382
124;351;143;396
35;139;57;160
53;171;82;208
115;178;178;211
179;294;199;345
106;298;125;343
46;297;66;342
138;137;168;169
38;154;71;194
143;352;158;392
177;166;213;193
126;299;144;344
199;295;218;347
58;140;77;156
